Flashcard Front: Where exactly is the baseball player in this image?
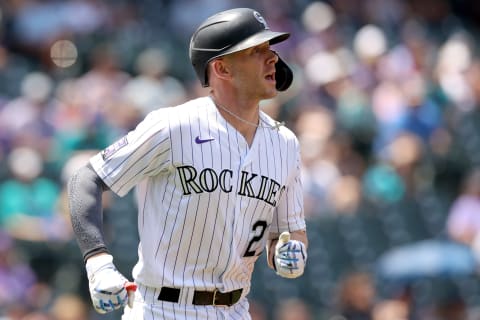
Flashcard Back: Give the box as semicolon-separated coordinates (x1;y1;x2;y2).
68;7;308;319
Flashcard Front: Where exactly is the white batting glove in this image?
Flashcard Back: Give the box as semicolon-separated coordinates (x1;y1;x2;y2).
86;254;136;314
274;232;307;279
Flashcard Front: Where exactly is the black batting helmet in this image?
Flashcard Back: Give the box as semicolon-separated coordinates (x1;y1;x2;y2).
189;8;293;91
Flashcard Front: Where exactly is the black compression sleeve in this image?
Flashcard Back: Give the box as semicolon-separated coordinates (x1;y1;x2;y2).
67;163;110;262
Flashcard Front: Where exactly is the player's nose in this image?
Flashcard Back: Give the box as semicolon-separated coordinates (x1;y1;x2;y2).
268;50;279;65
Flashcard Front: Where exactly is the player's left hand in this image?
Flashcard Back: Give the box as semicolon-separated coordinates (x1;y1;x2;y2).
274;232;307;279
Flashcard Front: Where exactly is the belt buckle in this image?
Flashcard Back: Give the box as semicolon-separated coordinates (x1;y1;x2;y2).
212;288;220;306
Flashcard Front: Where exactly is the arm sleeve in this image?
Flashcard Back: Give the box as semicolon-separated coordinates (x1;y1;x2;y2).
68;163;110;262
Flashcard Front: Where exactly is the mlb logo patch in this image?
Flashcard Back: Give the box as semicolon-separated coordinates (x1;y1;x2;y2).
101;136;128;160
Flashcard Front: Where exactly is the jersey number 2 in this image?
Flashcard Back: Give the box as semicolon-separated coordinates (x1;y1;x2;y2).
243;220;268;257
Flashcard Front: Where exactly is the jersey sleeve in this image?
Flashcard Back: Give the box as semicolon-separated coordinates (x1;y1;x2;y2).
90;109;171;197
271;136;306;233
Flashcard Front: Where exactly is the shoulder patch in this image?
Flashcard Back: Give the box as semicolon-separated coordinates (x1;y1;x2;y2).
101;136;128;160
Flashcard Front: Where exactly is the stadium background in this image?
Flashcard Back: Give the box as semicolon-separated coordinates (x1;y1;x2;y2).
1;0;480;319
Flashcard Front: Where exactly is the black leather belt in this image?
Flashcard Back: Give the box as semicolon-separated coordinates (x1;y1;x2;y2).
158;287;243;306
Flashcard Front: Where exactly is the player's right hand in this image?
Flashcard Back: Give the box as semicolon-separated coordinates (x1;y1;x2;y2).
86;254;135;314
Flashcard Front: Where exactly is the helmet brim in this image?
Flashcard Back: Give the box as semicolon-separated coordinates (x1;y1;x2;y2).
218;30;289;58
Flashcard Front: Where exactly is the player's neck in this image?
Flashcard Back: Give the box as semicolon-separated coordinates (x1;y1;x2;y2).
210;91;259;116
209;92;259;146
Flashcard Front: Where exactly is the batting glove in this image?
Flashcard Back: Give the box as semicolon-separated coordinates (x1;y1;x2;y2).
86;254;136;314
274;232;307;279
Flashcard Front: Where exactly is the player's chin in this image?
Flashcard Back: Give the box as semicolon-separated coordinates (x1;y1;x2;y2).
262;82;278;98
259;90;277;101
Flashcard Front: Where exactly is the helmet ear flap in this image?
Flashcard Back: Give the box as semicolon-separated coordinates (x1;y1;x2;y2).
274;54;293;91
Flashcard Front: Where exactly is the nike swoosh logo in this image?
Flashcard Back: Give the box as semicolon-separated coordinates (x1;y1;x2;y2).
195;136;215;144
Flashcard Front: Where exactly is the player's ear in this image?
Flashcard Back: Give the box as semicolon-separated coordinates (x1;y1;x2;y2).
210;58;233;82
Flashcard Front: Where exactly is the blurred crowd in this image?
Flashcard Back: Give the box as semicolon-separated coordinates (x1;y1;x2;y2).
2;0;480;319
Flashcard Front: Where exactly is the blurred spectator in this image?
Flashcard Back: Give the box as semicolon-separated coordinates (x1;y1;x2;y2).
168;0;237;38
326;175;363;215
360;130;430;205
121;47;187;115
74;42;130;119
380;131;433;197
249;300;268;320
372;299;410;320
400;73;443;143
0;71;55;158
370;80;408;153
48;78;114;169
302;48;353;110
434;32;475;113
0;45;32;99
413;279;469;320
273;298;313;320
48;293;89;320
0;230;37;311
451;56;480;171
335;271;376;320
429;289;468;320
447;167;480;246
353;24;387;67
335;81;377;156
0;147;62;241
295;106;339;218
362;163;405;205
297;1;336;64
6;0;110;65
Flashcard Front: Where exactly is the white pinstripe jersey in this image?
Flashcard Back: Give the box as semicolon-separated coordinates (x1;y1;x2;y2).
90;96;305;297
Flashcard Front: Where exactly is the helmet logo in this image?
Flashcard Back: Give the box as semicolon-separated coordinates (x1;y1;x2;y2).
253;11;269;29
